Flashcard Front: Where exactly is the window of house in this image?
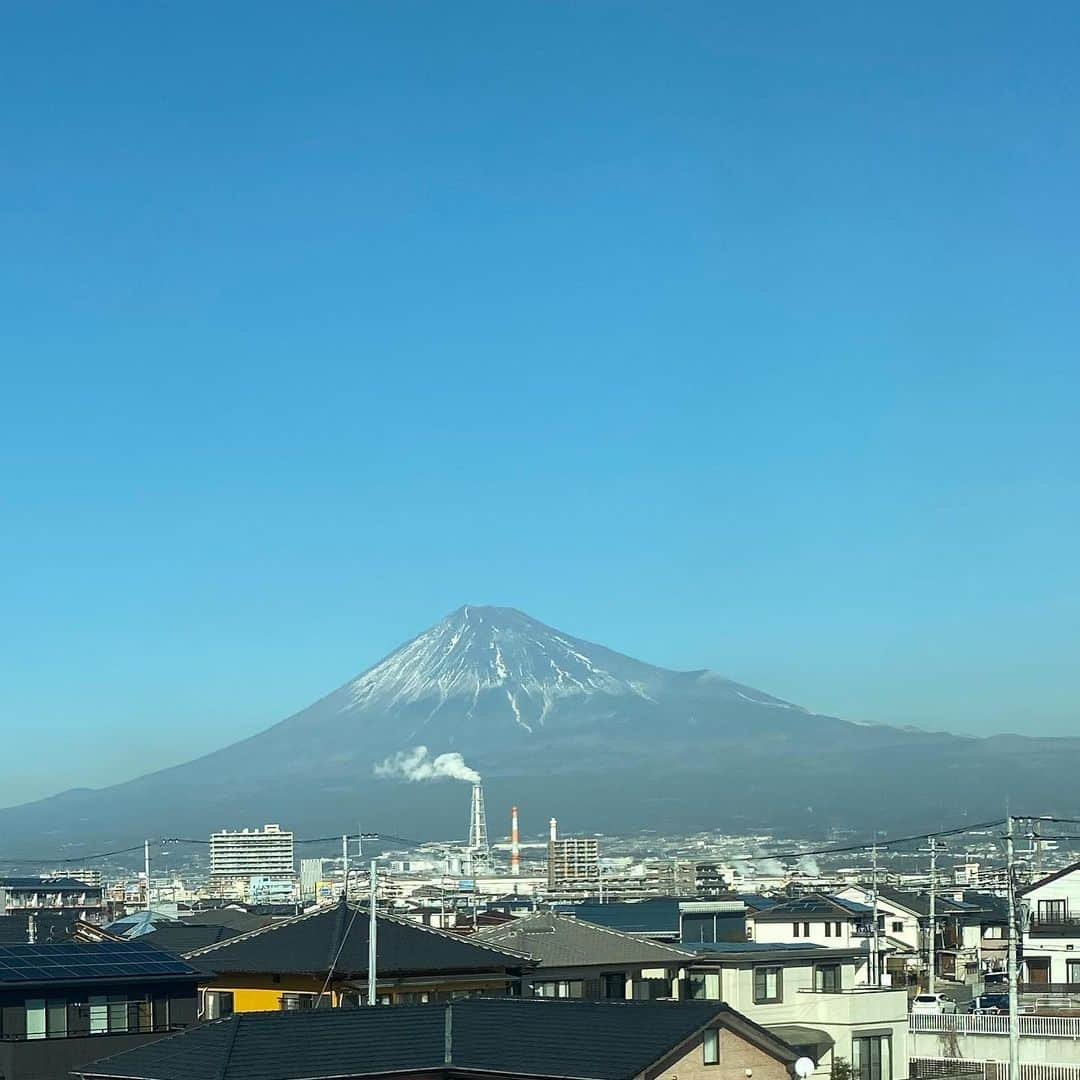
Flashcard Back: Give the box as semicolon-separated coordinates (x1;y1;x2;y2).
892;921;904;933
835;922;842;936
793;922;801;937
47;999;68;1038
804;922;811;936
280;992;316;1011
25;999;46;1040
1067;960;1080;985
685;972;721;1001
853;1035;891;1080
825;922;832;937
815;964;841;993
632;977;670;1001
204;991;234;1020
703;1028;720;1065
535;980;585;999
601;973;626;999
753;967;782;1004
1038;900;1068;922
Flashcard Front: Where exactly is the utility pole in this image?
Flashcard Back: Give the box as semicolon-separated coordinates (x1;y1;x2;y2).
1006;815;1021;1080
144;839;151;911
921;838;944;994
342;835;349;900
871;843;880;986
367;860;378;1006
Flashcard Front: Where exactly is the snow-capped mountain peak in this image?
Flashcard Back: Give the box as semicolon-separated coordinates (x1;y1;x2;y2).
346;606;663;729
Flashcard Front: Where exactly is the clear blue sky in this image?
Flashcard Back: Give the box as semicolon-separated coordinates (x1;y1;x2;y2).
2;2;1078;807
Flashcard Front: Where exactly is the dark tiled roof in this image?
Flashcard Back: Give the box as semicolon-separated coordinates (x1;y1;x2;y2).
0;940;201;987
553;899;682;934
185;901;530;978
874;888;976;918
754;893;872;919
476;912;695;968
686;941;864;962
141;924;242;954
76;998;799;1080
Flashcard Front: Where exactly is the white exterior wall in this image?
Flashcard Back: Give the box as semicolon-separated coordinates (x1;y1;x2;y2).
210;824;295;878
1022;867;1080;983
694;959;908;1080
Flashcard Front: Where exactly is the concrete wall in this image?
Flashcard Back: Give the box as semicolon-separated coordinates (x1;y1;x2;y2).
909;1030;1080;1067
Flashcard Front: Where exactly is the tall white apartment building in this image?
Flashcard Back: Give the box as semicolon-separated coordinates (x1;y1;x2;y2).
210;823;294;878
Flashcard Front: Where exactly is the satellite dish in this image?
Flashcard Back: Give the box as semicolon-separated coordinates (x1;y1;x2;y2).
795;1058;815;1078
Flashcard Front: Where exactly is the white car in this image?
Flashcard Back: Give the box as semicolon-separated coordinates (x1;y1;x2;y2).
911;993;958;1014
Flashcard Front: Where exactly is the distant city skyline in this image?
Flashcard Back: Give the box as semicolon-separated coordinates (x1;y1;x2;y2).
3;2;1078;807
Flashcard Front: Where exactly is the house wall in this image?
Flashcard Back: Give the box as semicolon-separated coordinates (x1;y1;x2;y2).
1023;870;1080;984
201;973;514;1013
0;1029;179;1080
689;959;908;1080
643;1030;791;1080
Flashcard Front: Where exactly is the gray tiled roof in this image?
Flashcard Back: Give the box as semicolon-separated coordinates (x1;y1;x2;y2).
475;912;696;968
76;998;799;1080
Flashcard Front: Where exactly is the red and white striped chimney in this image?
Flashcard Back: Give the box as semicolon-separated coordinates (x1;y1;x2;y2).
510;806;521;876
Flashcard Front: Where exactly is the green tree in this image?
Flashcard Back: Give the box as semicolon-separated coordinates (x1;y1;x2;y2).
832;1057;853;1080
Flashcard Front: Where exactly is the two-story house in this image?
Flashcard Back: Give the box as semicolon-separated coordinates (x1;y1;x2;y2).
836;886;988;991
749;895;888;985
0;939;199;1080
184;899;534;1014
1019;860;1080;987
683;941;909;1080
476;911;694;999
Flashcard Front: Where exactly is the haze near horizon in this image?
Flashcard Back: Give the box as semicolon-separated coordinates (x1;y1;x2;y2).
2;2;1078;807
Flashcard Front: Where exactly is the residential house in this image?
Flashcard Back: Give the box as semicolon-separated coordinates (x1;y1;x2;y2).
554;899;748;945
683;941;909;1080
183;899;534;1015
475;911;694;999
836;886;989;991
1019;860;1080;987
0;939;199;1080
73;997;802;1080
749;895;887;984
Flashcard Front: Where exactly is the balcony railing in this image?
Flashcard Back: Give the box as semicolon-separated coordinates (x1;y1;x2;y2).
910;1014;1080;1038
1027;916;1080;938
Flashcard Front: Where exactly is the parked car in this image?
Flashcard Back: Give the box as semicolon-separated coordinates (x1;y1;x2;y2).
912;993;958;1014
969;993;1008;1014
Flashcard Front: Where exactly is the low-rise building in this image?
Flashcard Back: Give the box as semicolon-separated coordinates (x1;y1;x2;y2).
0;878;105;924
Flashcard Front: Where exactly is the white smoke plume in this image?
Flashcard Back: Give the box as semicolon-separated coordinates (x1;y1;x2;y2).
374;745;481;784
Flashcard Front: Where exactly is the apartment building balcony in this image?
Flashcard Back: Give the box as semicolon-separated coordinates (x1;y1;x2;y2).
1027;916;1080;938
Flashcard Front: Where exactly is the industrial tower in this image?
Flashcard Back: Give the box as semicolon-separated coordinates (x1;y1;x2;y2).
467;783;490;874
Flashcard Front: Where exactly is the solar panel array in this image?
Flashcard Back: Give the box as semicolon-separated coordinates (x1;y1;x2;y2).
0;941;197;984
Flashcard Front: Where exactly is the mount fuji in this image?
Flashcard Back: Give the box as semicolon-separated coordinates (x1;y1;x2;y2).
3;605;1079;855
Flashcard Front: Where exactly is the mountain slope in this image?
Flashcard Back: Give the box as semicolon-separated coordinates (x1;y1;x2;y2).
2;605;1078;855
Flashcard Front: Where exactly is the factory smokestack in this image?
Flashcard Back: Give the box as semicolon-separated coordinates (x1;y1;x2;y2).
549;817;558;843
468;784;490;874
511;806;520;876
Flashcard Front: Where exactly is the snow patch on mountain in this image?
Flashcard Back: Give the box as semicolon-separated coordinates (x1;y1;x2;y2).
346;605;659;711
